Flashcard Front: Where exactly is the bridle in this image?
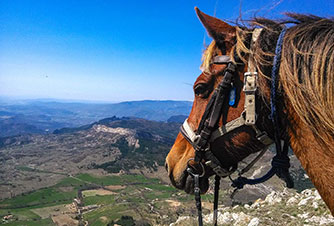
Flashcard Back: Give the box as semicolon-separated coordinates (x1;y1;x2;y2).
179;28;294;226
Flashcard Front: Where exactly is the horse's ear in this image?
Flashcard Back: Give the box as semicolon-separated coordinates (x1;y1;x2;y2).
195;7;236;44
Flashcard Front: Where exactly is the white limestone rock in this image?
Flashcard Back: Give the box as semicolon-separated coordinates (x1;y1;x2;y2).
312;201;319;209
297;212;309;219
314;190;322;200
287;197;298;205
265;191;282;204
203;211;233;225
169;216;194;226
248;217;260;226
305;215;334;225
301;189;313;197
298;196;313;206
233;212;251;226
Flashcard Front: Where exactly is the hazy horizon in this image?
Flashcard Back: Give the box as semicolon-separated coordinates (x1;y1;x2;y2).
0;95;193;104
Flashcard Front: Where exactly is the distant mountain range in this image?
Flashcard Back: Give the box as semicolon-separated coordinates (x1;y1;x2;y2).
0;100;191;137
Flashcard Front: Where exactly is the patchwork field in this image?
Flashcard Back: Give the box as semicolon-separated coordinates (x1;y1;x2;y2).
82;189;115;197
0;172;218;226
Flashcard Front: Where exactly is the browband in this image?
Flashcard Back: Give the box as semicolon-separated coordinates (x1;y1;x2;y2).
211;55;232;64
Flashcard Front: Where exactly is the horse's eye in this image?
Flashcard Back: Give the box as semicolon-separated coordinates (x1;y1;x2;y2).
194;83;209;98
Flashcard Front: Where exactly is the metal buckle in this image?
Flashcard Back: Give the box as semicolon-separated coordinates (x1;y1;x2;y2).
194;135;210;152
187;158;206;177
193;134;201;144
256;131;273;146
244;71;258;77
243;72;257;94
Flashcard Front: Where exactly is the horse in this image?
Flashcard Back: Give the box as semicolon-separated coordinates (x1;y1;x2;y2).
165;7;334;219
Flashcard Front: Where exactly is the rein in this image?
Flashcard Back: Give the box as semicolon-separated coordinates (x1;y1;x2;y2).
180;28;294;226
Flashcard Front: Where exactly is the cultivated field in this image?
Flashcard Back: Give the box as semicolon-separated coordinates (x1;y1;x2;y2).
0;172;215;225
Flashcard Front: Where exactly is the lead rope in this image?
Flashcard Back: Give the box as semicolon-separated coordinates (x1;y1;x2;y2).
187;168;221;226
187;168;203;226
213;175;221;226
194;174;203;226
270;27;294;188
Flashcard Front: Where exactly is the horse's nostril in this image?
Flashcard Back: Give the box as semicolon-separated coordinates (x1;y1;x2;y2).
165;162;168;172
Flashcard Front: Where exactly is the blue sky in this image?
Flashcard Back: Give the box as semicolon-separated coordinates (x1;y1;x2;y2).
1;0;334;102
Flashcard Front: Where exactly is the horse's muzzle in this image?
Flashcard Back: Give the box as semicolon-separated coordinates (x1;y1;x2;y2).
184;174;209;194
167;165;210;194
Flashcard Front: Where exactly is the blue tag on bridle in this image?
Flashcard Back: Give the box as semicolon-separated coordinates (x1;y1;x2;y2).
229;87;236;106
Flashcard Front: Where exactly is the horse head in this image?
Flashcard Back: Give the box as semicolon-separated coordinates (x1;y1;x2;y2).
166;8;275;194
166;8;334;217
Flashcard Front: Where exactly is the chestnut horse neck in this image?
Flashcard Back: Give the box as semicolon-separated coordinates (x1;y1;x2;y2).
248;14;334;215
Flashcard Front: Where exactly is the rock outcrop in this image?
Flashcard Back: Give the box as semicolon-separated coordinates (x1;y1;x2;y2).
171;188;334;226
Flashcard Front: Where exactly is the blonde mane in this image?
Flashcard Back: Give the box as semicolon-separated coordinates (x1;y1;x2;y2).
279;15;334;149
201;27;254;71
201;41;219;72
201;14;334;152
